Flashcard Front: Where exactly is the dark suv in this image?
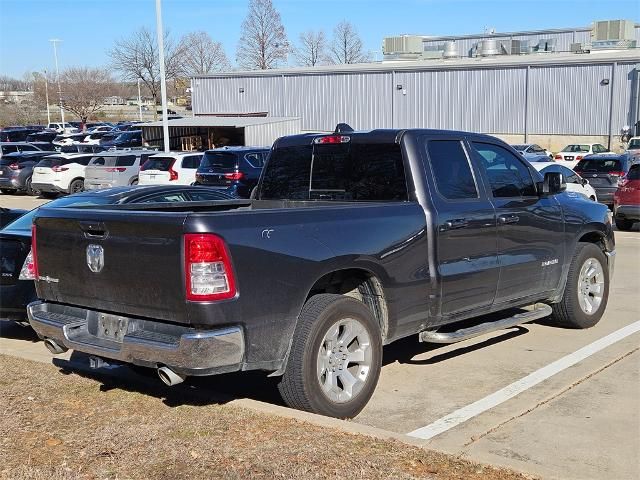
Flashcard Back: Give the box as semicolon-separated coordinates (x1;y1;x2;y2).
194;146;269;198
99;130;143;149
0;150;56;195
574;153;638;206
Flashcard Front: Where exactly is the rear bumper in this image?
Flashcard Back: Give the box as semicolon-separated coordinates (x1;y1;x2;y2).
614;205;640;221
31;182;66;193
0;177;21;189
84;181;113;190
593;188;616;204
27;301;245;375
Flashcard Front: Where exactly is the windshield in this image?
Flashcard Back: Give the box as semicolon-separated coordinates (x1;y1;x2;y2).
1;196;113;232
561;144;590;153
200;152;238;170
628;139;640;150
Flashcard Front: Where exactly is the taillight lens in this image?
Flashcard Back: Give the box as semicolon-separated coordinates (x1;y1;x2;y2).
575;156;583;161
52;165;69;172
554;155;562;160
106;167;126;172
8;162;20;170
168;159;178;181
184;233;236;301
609;171;625;177
19;226;39;280
224;172;244;181
314;135;350;144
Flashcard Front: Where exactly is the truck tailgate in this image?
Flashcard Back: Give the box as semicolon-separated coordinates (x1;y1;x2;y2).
35;209;190;323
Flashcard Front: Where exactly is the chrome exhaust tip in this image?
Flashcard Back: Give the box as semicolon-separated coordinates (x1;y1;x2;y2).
43;338;68;355
157;366;186;386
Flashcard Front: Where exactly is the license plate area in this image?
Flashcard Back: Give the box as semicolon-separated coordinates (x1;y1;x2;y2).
96;313;129;343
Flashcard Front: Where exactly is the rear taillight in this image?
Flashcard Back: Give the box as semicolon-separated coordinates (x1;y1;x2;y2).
554;155;562;160
106;167;126;172
609;171;625;177
8;162;20;170
19;226;39;280
224;172;244;181
168;159;178;181
575;156;583;161
184;233;236;301
52;165;69;172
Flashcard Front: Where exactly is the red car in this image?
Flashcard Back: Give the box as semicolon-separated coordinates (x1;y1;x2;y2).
613;163;640;231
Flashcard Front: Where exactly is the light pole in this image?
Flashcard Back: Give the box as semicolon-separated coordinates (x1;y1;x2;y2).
155;0;170;152
49;39;65;126
137;78;143;122
43;70;51;125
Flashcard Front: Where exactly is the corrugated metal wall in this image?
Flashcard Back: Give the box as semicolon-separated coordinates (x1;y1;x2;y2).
245;119;302;146
193;61;638;137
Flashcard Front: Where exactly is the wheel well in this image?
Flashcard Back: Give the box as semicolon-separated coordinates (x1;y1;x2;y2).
307;269;389;341
578;231;605;250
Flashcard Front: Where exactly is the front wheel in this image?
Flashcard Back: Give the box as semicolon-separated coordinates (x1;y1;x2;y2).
278;294;382;418
550;242;609;329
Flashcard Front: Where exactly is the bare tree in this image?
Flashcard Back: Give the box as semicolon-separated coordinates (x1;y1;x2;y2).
237;0;289;70
294;30;327;67
177;31;231;75
328;21;370;64
58;67;116;125
108;28;182;110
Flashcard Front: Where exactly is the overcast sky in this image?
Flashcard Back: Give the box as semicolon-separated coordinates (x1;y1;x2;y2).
0;0;637;78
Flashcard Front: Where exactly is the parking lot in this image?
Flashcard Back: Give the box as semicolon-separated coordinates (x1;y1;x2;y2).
1;193;638;480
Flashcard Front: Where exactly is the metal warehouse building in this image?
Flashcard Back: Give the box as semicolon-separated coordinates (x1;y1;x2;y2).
191;49;640;152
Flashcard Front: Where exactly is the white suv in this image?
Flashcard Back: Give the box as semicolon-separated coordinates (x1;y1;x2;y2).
138;152;204;186
47;123;79;134
31;153;95;198
84;151;157;190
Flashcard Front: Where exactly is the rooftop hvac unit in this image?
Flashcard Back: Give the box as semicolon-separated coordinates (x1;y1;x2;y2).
510;40;531;54
382;35;424;55
442;41;459;58
592;19;635;41
479;39;500;56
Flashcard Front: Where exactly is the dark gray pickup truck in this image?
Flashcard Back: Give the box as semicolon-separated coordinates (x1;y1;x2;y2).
27;126;615;418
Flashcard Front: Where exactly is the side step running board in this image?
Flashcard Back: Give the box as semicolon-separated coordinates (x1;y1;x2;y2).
419;304;552;344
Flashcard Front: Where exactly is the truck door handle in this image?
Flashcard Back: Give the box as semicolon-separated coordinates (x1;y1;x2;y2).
440;218;469;231
498;214;520;225
79;221;108;239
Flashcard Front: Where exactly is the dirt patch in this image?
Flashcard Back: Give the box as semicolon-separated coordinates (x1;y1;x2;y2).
0;355;534;479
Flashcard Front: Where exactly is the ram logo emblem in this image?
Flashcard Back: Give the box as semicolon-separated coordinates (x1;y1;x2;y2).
86;244;105;273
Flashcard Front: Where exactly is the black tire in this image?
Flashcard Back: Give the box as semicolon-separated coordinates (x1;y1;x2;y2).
130;178;138;186
278;294;382;418
550;242;609;329
25;177;39;196
68;179;84;195
40;191;58;199
615;218;634;231
0;189;14;195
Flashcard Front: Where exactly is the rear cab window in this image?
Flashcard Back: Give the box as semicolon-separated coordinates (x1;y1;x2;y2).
259;136;408;201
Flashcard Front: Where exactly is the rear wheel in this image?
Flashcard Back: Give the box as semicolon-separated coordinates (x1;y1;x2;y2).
68;179;84;195
130;178;138;186
615;218;634;231
278;294;382;418
25;177;39;196
551;242;609;329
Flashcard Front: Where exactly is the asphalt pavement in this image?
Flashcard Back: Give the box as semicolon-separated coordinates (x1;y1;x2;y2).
1;192;639;480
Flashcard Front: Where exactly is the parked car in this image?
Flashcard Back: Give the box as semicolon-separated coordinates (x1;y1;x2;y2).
31;153;95;198
0;186;236;324
553;143;609;167
27;126;615;418
0;207;27;228
194;146;269;198
0;150;57;195
99;130;143;149
613;163;640;231
512;143;552;160
86;125;113;134
47;123;79;134
531;162;597;201
84;150;157;190
0;142;47;158
573;153;637;206
139;152;204;186
26;130;57;144
52;133;90;149
0;127;42;142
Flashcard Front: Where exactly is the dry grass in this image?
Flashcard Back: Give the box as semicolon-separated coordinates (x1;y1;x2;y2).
0;354;534;480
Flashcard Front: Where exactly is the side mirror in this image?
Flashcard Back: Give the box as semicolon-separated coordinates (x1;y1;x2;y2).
542;172;566;195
